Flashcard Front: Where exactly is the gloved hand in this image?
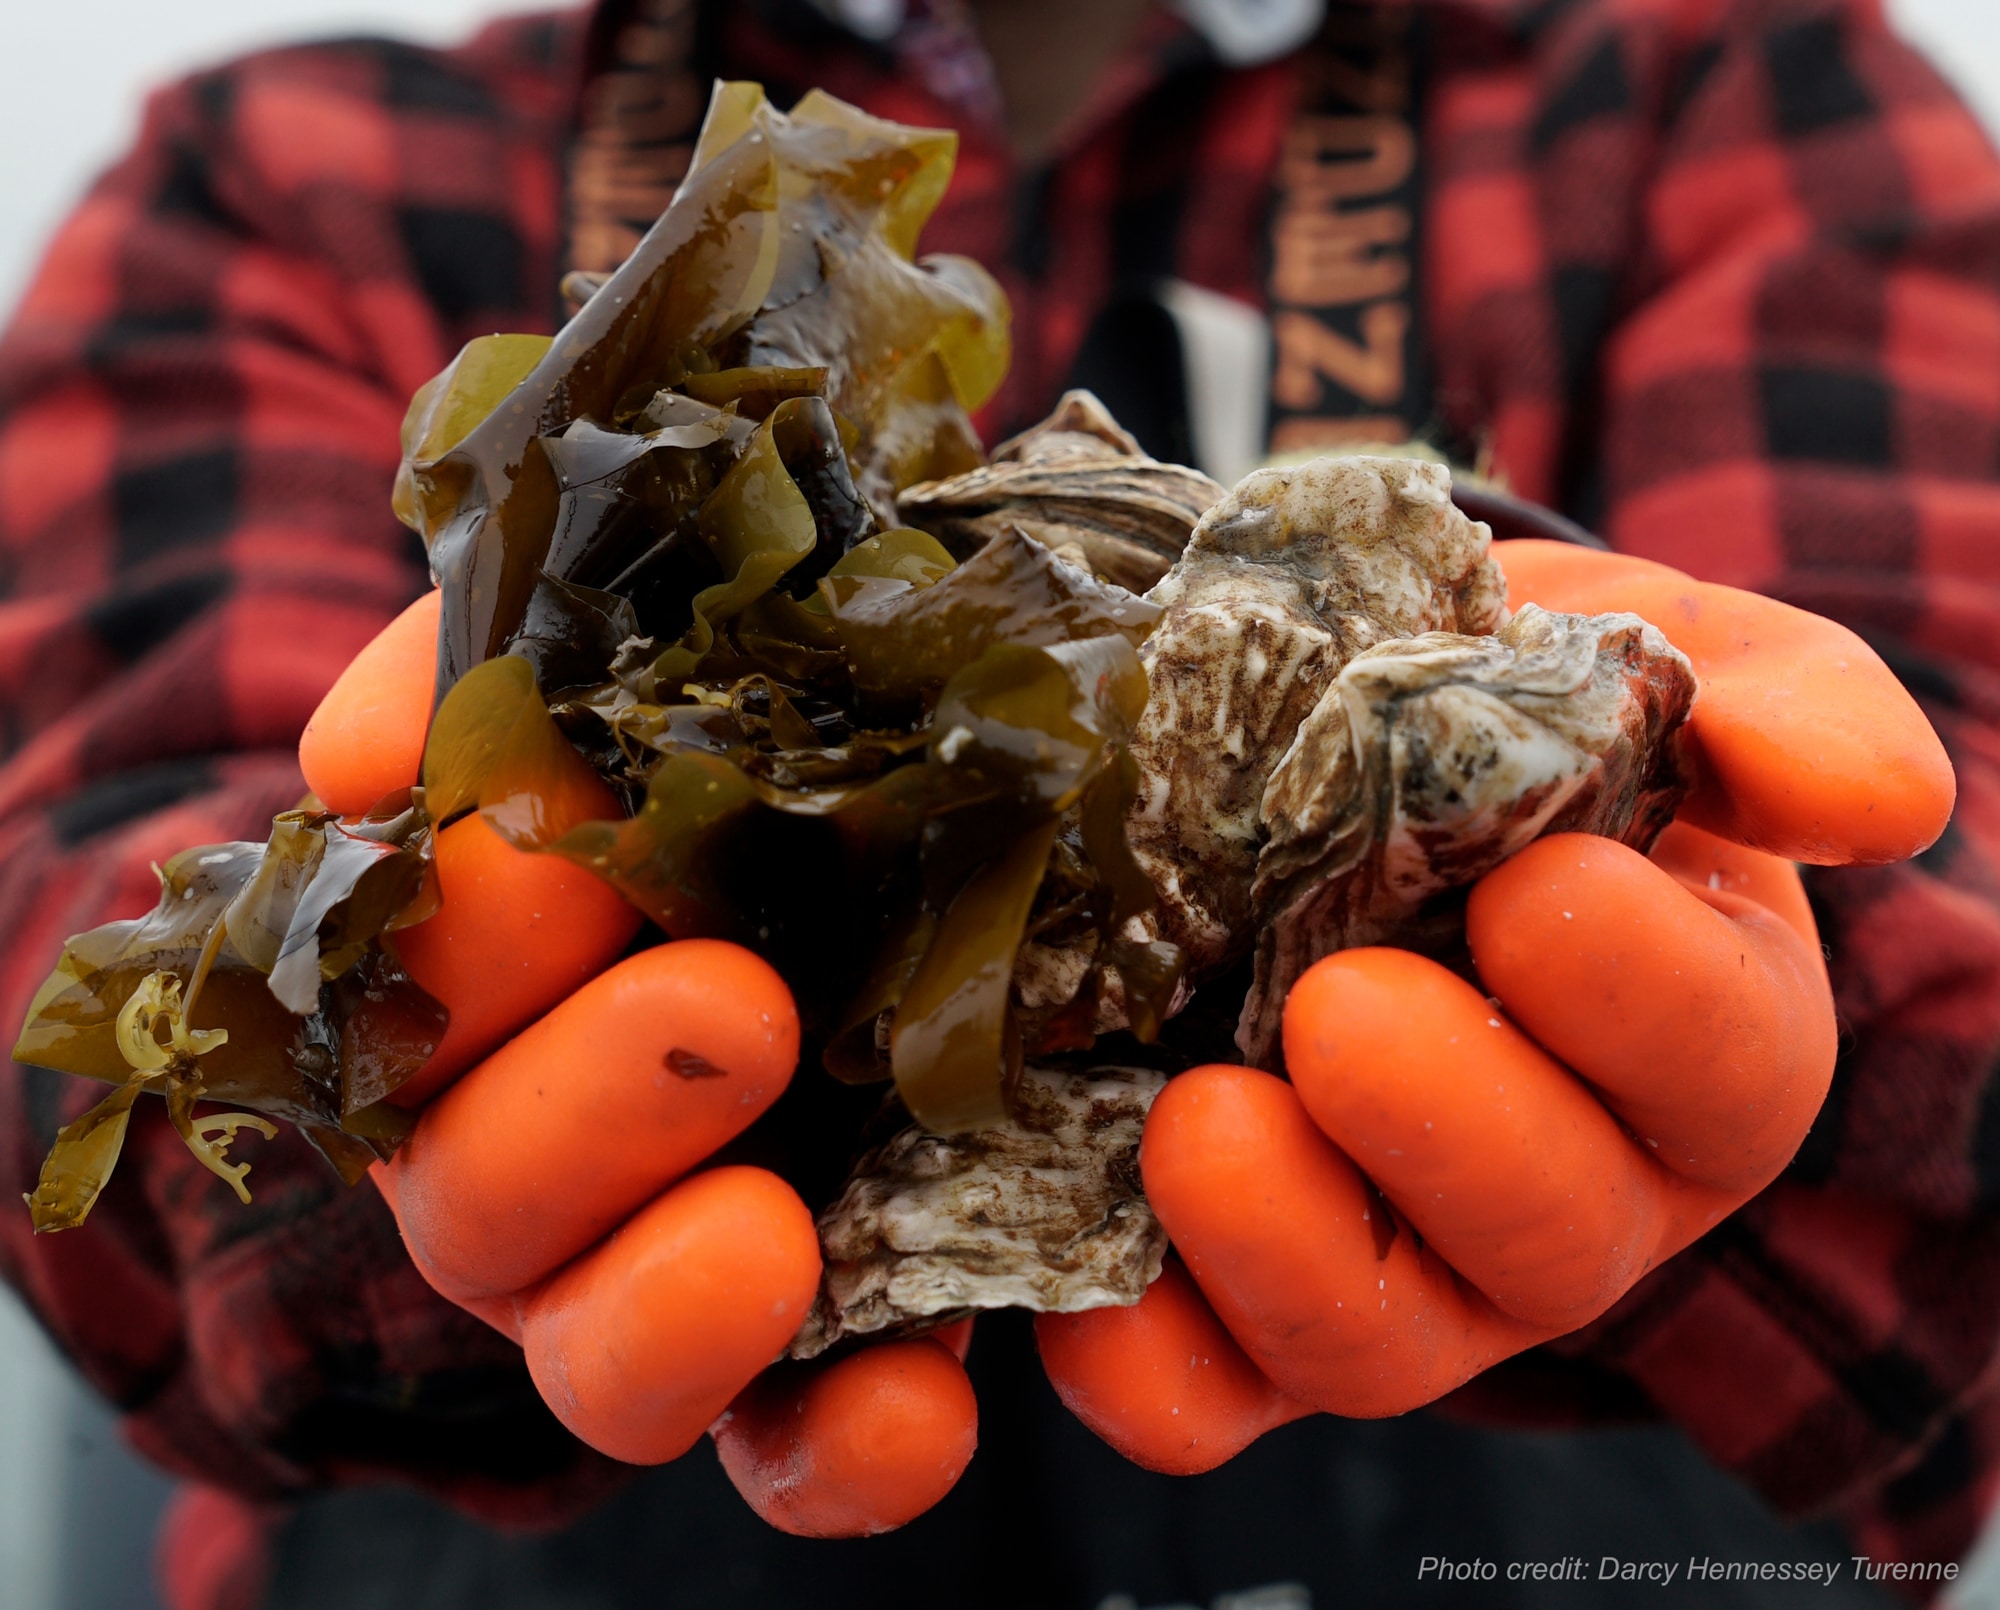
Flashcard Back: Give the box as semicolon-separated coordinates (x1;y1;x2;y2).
1036;539;1958;1474
299;590;978;1535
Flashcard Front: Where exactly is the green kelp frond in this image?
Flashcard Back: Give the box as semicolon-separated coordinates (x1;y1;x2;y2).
18;81;1183;1235
16;818;446;1226
24;967;276;1232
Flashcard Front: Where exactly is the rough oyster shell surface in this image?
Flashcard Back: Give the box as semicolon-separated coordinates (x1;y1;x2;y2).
1237;604;1696;1066
792;1064;1166;1359
897;390;1225;593
1125;455;1507;979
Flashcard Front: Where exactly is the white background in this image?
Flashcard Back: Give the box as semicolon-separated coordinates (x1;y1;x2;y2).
0;3;1996;1609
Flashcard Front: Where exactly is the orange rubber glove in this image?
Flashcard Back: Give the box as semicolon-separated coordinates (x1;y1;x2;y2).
299;591;977;1535
1038;540;1958;1476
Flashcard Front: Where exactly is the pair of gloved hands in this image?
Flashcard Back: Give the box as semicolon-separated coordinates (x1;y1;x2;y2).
298;539;1954;1534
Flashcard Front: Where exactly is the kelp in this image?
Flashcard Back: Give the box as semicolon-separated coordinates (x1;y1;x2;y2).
16;81;1166;1227
428;525;1165;1133
398;81;1009;706
380;81;1158;1132
17;814;445;1230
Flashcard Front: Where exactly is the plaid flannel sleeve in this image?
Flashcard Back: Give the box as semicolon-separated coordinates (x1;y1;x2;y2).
0;25;624;1520
1432;0;2000;1573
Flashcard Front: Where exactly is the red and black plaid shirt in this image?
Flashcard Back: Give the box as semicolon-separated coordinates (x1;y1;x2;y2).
4;0;2000;1586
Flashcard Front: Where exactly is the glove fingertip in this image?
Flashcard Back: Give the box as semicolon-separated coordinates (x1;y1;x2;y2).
714;1337;977;1537
1678;709;1955;868
1036;1259;1308;1476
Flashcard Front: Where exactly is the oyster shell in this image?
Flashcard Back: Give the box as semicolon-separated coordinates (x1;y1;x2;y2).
897;391;1225;592
1125;455;1507;980
791;1064;1165;1359
813;452;1694;1338
1237;604;1696;1067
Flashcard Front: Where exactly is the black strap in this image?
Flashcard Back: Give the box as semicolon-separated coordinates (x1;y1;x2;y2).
1266;4;1432;454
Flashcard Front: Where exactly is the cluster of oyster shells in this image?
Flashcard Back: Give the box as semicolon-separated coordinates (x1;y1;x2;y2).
1241;603;1694;1066
1123;454;1510;985
800;397;1695;1356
